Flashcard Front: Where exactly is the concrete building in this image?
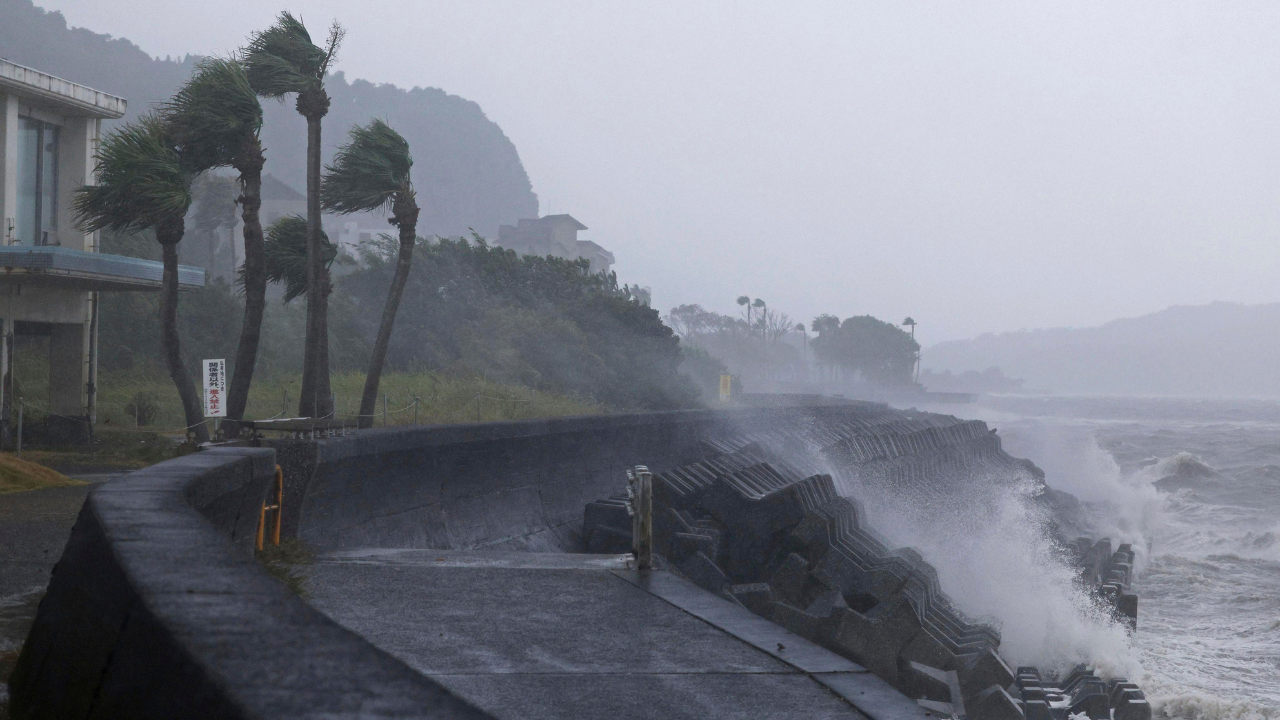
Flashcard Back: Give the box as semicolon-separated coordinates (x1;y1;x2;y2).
496;214;616;274
0;60;203;442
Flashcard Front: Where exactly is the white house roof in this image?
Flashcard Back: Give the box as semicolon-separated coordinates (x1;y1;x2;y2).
0;59;126;119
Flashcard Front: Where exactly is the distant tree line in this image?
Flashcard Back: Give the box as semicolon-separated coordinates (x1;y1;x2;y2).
809;314;919;387
665;302;802;394
98;231;696;412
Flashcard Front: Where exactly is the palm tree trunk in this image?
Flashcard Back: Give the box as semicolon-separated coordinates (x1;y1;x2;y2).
158;220;210;443
224;145;265;438
357;201;419;428
298;94;332;419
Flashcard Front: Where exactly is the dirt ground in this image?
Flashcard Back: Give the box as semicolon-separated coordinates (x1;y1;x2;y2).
0;471;117;713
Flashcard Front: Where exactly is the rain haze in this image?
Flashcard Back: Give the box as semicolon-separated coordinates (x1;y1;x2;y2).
8;3;1280;718
33;0;1280;343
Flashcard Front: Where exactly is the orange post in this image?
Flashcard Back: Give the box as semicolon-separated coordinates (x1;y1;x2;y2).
257;465;284;551
256;503;266;552
272;465;283;546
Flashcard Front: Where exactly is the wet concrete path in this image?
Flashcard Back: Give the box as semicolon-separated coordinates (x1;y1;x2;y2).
306;549;925;720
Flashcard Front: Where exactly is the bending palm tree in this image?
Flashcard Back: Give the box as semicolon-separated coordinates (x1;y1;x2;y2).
262;215;337;305
245;12;344;418
75;116;210;442
166;57;265;438
322;120;418;428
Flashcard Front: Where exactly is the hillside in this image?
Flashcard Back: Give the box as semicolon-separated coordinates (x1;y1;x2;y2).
923;302;1280;396
0;0;538;238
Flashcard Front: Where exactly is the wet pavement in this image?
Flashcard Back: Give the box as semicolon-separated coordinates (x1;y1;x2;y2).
0;474;115;705
305;549;922;720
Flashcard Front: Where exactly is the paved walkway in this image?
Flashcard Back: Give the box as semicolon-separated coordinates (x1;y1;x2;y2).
306;549;927;720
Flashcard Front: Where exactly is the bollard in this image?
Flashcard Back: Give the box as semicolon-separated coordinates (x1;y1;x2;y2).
16;397;24;456
627;465;653;570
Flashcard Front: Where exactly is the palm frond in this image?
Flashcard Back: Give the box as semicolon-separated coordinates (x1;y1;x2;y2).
164;56;262;170
75;114;194;234
319;20;346;76
321;119;413;214
263;215;337;303
243;11;327;97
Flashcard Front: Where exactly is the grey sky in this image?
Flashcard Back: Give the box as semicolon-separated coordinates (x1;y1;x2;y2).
39;1;1280;342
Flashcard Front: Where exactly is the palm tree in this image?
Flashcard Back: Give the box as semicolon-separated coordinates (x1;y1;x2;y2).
737;295;751;329
752;298;766;337
165;57;265;438
74;116;209;442
245;12;344;419
321;120;417;428
262;215;338;305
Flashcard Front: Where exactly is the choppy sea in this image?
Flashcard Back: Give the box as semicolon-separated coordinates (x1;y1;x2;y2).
903;396;1280;720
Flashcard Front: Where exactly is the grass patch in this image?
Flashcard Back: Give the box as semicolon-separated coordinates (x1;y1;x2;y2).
21;428;195;473
256;538;314;597
90;369;603;436
0;454;83;494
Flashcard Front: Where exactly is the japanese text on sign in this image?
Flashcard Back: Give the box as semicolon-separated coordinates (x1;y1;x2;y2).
203;359;227;418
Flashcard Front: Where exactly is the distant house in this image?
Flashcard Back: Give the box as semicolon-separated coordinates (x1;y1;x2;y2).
0;59;204;442
330;217;396;251
496;214;615;274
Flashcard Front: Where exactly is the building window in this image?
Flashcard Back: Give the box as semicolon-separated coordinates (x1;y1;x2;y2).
14;117;59;246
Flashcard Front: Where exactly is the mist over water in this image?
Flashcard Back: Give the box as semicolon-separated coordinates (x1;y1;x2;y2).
836;416;1144;679
885;396;1280;720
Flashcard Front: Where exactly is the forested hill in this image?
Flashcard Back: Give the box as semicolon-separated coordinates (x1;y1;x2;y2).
0;0;539;238
924;302;1280;397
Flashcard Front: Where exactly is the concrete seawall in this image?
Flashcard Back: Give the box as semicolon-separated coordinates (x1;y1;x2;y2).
7;447;488;719
9;403;1137;718
270;404;894;552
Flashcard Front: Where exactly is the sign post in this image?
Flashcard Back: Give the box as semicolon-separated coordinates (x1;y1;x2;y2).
203;359;227;420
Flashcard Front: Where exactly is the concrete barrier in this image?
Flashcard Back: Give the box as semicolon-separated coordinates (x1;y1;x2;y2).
7;447;489;719
269;404;894;552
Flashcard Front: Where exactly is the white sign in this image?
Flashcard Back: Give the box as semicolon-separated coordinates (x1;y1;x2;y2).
203;359;227;418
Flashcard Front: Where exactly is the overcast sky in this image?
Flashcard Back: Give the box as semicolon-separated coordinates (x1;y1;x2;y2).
39;1;1280;342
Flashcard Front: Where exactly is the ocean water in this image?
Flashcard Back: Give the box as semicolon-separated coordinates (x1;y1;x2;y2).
905;396;1280;720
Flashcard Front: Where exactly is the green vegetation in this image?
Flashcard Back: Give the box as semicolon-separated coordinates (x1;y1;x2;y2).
21;430;194;471
321;119;419;428
256;538;314;597
344;237;697;410
810;314;920;386
666;302;803;392
164;55;268;438
73;114;210;442
246;11;344;420
89;369;601;433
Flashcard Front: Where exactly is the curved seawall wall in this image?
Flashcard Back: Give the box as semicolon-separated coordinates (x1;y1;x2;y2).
11;403;1110;718
271;404;903;552
7;447;488;720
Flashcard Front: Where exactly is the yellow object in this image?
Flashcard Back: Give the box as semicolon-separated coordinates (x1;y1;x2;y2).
0;454;83;494
719;374;732;402
257;465;284;551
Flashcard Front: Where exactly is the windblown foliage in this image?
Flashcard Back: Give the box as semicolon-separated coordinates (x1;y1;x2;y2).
322;119;413;214
243;12;333;97
163;57;261;170
811;315;919;386
74;115;193;235
261;215;337;303
341;236;697;410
